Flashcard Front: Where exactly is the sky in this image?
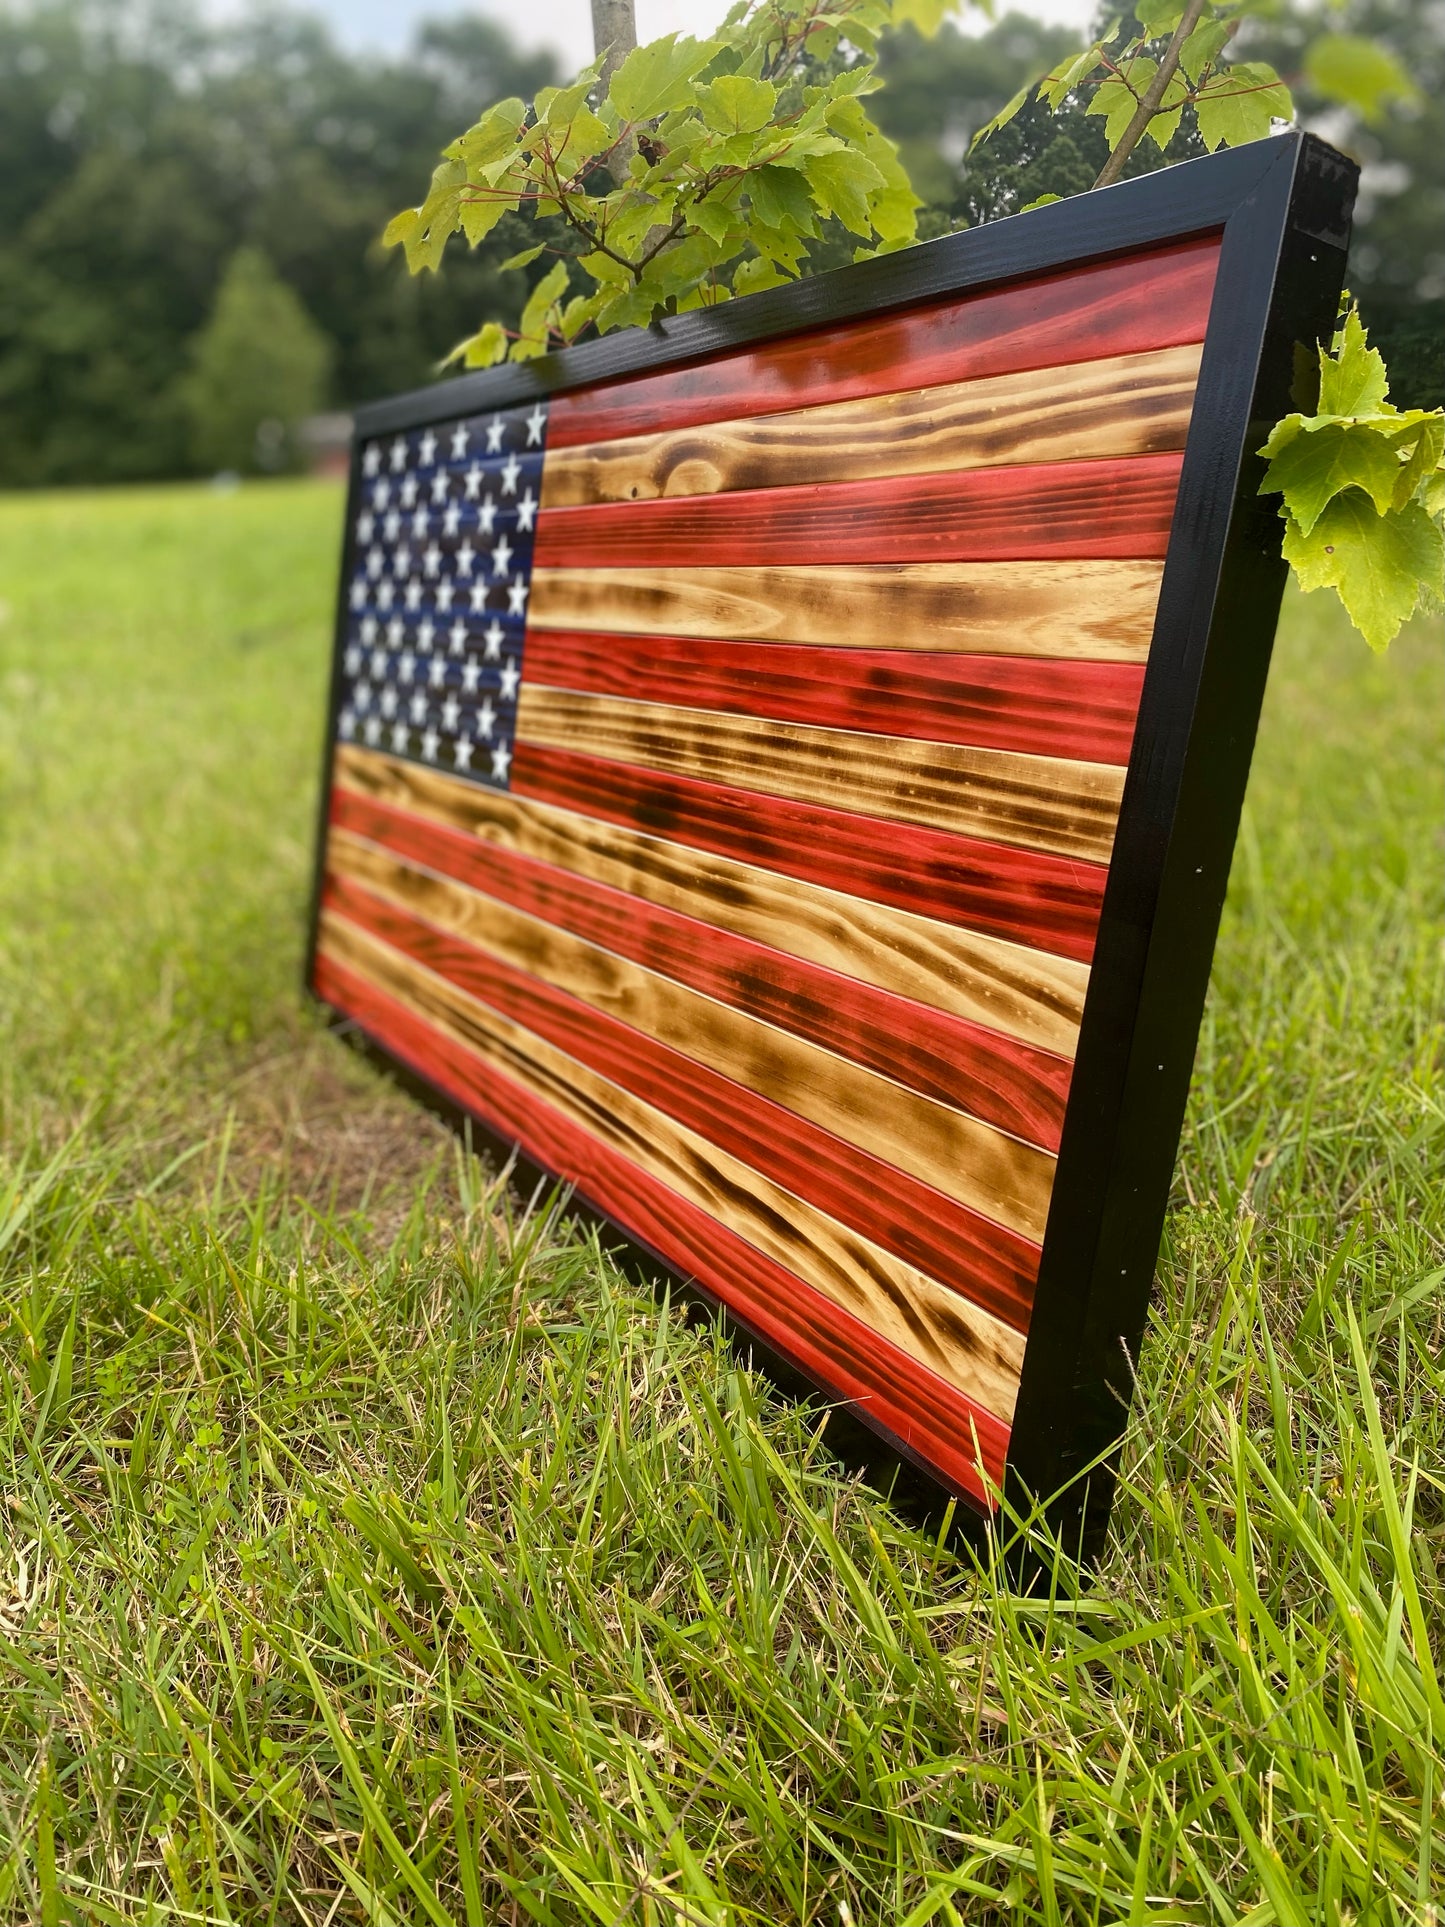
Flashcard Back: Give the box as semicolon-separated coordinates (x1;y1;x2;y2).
278;0;1097;71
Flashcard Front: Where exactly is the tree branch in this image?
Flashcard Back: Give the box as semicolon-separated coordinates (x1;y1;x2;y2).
1093;0;1210;190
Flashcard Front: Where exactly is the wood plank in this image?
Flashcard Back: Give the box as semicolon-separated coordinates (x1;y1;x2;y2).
541;344;1203;507
323;867;1044;1329
524;631;1145;767
329;792;1073;1148
533;453;1184;570
317;910;1028;1421
546;236;1220;449
516;687;1126;865
325;839;1058;1239
332;750;1095;1043
529;559;1164;662
313;947;1010;1504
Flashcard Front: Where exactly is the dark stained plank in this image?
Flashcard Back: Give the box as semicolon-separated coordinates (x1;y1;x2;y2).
325;843;1058;1241
524;631;1146;767
314;945;1011;1504
541;344;1202;507
332;748;1096;1033
516;687;1126;865
546;236;1221;449
529;559;1164;661
317;908;1029;1417
533;453;1185;570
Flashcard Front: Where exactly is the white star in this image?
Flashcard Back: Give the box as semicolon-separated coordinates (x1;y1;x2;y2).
499;453;521;495
469;582;489;614
454;541;475;578
410;692;428;724
436;579;454;613
355;680;372;711
441;695;461;731
499;658;520;702
379;685;398;718
422;727;440;761
491;533;513;577
366;545;384;579
404;578;423;611
383;510;402;542
454;735;474;770
339;708;356;738
417;618;436;650
376;579;394;611
364;715;382;745
356;511;375;542
476;697;496;740
525;403;546;447
462;659;481;693
482;621;504;660
450;425;469;460
442;502;462;536
428;657;446;689
390;437;408;472
371;478;390;510
490;740;512;782
431;471;450;504
370;647;387;678
477;493;497;536
360;616;378;643
507;576;529;618
362;444;381;478
448;620;468;654
423;543;442;577
386;617;404;648
393;543;412;578
419;429;438;467
463;464;483;501
516;489;537;533
412;507;429;540
400;474;418;508
398;651;415;683
349;579;367;610
391;721;409;752
485;415;505;453
344;643;362;674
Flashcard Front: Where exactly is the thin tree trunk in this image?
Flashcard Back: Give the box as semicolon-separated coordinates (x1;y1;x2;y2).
591;0;638;183
1093;0;1209;189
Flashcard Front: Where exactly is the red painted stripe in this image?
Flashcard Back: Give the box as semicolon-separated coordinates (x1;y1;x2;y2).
330;784;1073;1150
322;872;1043;1333
314;948;1008;1504
525;630;1146;767
547;237;1220;448
533;453;1183;571
511;743;1107;964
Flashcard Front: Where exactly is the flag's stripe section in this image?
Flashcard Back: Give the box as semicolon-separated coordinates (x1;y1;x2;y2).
541;344;1202;509
546;237;1220;449
329;798;1071;1148
533;454;1183;571
325;842;1057;1241
333;751;1094;1040
528;560;1164;661
318;910;1028;1419
315;945;1009;1503
323;869;1043;1330
511;743;1103;993
516;689;1125;866
525;632;1145;768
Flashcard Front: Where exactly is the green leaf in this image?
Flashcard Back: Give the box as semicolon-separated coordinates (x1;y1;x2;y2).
688;189;741;247
803;147;886;236
1019;193;1063;212
1318;307;1390;416
1144;70;1191;150
699;74;777;137
733;254;791;297
535;68;599;127
970;82;1031;150
447;97;526;168
453;321;509;369
513;258;570;360
1042;37;1112;111
1304;33;1418;123
555;104;612;168
1134;0;1185;34
1088;62;1156;150
499;244;546;272
1392;415;1445;511
609;35;720;123
891;0;954;37
1193;62;1292;152
1260;421;1403;533
1180;18;1232;85
458;191;517;247
1282;492;1444;652
747;164;817;235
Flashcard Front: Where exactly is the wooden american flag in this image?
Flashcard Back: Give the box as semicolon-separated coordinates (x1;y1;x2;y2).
311;233;1226;1513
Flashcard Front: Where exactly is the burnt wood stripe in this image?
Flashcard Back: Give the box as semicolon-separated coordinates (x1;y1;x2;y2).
331;750;1095;1041
545;236;1221;449
516;687;1126;865
323;869;1044;1329
329;794;1071;1148
533;453;1184;570
317;909;1029;1418
325;839;1058;1239
541;344;1203;508
524;631;1146;767
313;947;1010;1504
528;559;1164;661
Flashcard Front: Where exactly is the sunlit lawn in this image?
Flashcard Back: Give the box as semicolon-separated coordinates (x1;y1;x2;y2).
0;478;1441;1923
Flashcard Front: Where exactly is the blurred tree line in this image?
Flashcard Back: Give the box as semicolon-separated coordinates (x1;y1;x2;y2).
0;0;1436;489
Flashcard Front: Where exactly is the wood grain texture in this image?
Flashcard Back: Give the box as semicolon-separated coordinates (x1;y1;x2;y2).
525;631;1146;767
541;344;1203;508
318;910;1028;1420
546;236;1220;449
332;750;1095;1042
516;687;1127;865
313;947;1011;1503
326;835;1057;1240
534;453;1184;570
528;560;1164;662
329;790;1072;1149
323;867;1044;1330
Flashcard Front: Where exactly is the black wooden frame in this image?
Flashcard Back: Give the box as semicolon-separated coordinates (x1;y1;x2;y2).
305;132;1357;1559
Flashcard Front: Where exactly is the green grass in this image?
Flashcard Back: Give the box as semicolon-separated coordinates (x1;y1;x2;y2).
0;478;1441;1924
